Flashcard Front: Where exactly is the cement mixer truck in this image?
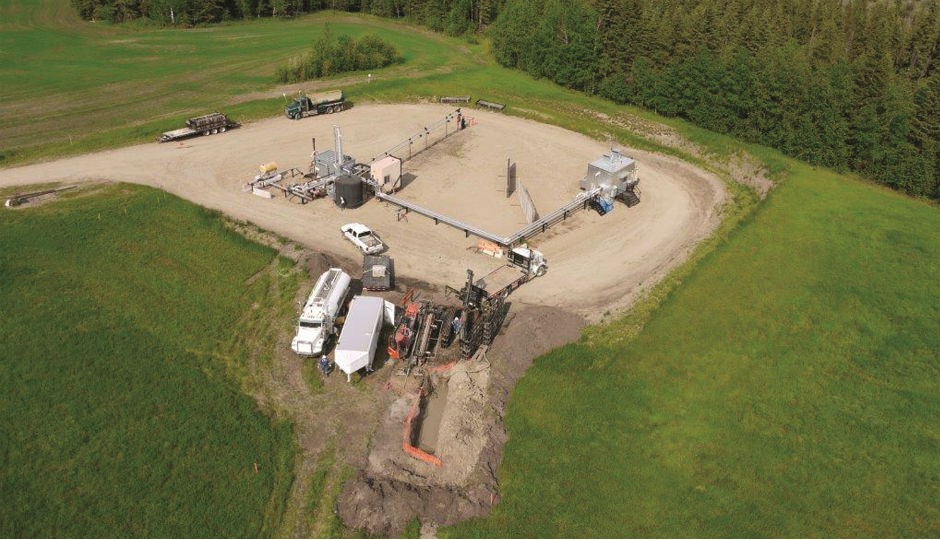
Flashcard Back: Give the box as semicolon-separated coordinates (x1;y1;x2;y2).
291;268;352;356
285;90;346;120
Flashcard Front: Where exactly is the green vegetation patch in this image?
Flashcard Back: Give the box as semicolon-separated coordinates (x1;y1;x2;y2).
0;184;294;537
276;27;403;84
448;164;940;537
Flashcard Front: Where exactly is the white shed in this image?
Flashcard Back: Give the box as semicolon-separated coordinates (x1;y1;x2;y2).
334;295;385;381
371;155;402;193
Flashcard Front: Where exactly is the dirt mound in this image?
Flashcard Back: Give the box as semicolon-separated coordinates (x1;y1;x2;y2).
338;472;493;536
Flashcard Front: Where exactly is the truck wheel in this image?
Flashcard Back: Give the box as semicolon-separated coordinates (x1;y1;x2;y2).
212;129;218;134
220;126;226;133
203;130;210;136
327;106;335;114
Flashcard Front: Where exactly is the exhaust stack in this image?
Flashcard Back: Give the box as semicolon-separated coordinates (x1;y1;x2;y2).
333;125;343;166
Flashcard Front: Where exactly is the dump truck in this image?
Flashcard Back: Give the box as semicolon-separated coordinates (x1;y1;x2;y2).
362;254;394;291
285;90;346;120
291;268;352;356
158;112;238;142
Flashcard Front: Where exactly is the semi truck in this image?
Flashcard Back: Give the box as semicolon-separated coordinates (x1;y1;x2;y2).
285;90;346;120
291;268;352;356
158;112;238;142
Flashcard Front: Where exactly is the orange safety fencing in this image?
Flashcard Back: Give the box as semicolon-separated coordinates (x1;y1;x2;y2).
427;361;458;374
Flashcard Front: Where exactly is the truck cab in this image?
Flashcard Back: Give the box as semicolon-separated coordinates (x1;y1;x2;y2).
508;246;548;276
292;316;328;356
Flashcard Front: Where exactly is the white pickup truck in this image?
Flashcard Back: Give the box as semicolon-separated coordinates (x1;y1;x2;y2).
341;223;386;254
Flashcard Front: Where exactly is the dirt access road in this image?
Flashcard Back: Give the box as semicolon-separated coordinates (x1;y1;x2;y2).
0;104;725;322
2;104;726;534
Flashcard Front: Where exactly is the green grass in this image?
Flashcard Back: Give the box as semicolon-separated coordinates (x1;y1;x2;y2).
0;184;295;536
446;163;940;537
0;1;474;164
4;1;940;536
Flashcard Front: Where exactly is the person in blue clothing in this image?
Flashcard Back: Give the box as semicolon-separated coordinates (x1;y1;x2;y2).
319;355;332;376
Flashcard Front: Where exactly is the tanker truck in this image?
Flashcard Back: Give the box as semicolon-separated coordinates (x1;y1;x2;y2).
291;268;352;356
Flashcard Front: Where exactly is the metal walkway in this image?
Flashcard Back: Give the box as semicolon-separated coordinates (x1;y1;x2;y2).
370;180;601;248
506;187;600;245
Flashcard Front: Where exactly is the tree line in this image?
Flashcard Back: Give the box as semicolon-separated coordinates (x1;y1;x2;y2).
69;0;497;30
73;0;939;197
490;0;940;198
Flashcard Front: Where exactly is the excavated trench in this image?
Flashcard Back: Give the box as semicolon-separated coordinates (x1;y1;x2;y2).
415;378;450;455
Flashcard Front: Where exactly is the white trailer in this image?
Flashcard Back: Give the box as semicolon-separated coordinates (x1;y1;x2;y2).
291;268;352;356
334;295;385;382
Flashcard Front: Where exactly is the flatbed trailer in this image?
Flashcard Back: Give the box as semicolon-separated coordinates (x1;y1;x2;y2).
158;112;238;142
473;264;529;298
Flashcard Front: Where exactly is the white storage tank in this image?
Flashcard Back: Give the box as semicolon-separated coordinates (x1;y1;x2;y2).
334;295;385;381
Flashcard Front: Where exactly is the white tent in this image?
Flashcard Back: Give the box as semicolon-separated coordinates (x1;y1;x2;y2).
334;296;385;381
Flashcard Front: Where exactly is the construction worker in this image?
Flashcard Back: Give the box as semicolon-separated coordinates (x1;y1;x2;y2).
319;355;331;376
451;315;461;335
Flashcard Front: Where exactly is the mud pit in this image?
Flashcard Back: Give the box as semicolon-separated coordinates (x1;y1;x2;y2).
1;104;726;534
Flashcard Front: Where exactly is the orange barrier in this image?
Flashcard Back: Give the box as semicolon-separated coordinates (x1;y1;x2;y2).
402;388;443;467
427;361;458;374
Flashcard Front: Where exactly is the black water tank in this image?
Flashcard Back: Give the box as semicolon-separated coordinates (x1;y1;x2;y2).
334;175;365;208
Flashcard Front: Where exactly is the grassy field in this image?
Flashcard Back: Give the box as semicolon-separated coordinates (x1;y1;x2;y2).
0;1;476;165
447;163;940;537
3;1;940;537
0;184;295;536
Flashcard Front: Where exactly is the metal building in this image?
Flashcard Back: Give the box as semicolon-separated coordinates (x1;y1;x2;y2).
579;149;638;191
